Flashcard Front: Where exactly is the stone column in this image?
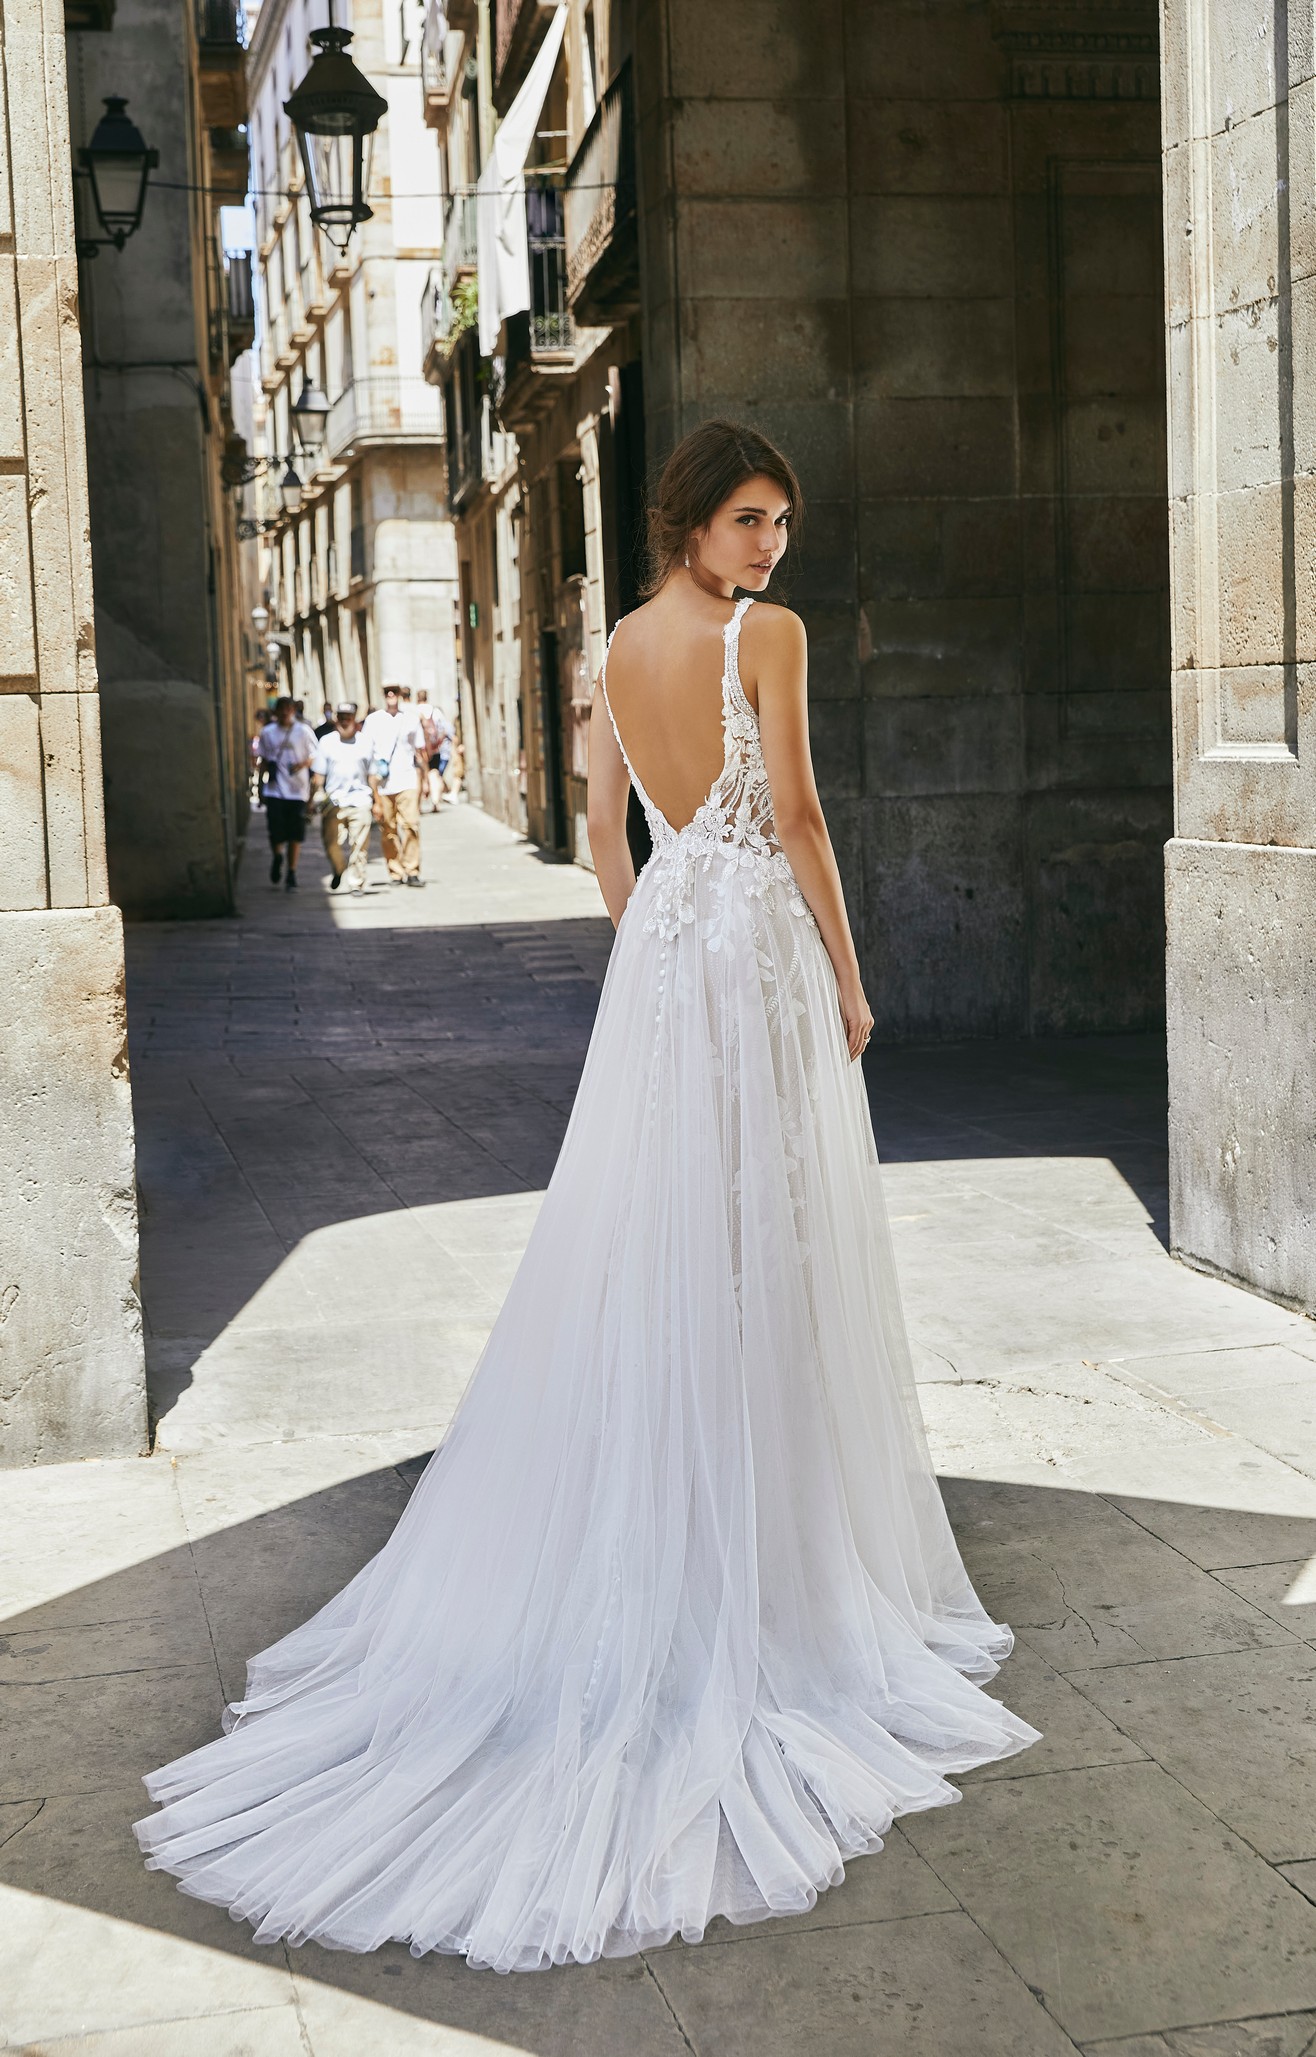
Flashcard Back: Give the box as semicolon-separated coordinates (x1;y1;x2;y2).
0;0;148;1461
1161;0;1316;1312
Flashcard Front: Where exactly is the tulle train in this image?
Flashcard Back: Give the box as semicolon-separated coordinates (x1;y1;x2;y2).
135;849;1038;1971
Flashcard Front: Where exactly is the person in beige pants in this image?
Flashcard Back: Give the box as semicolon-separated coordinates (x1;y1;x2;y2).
361;685;427;886
311;704;374;893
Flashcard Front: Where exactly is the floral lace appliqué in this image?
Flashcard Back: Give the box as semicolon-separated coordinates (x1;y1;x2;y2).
601;598;812;943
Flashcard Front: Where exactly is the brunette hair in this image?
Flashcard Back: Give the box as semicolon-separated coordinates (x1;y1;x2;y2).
643;418;803;596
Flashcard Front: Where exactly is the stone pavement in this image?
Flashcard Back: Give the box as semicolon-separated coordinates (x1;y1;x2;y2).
3;802;1316;2057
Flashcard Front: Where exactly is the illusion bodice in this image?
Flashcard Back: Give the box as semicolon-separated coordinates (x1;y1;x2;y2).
601;596;809;940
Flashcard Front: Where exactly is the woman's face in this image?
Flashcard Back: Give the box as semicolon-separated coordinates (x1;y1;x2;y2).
692;472;792;594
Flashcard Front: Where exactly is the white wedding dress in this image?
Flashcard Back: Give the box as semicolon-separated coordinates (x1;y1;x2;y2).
136;597;1038;1971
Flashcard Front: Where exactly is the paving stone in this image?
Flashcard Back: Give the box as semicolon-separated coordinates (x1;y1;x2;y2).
1076;1645;1316;1862
962;1639;1148;1783
291;1944;691;2057
1101;1494;1316;1575
1080;2017;1316;2057
949;1482;1295;1672
0;1662;224;1802
645;1909;1079;2056
12;2007;308;2054
1207;1558;1316;1643
901;1762;1316;2043
0;1797;295;2046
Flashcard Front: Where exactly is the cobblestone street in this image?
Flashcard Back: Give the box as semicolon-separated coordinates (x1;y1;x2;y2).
4;806;1316;2056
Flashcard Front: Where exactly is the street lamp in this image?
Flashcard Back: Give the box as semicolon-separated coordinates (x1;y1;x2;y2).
278;463;304;516
292;377;331;458
251;603;270;636
78;96;159;254
284;15;387;253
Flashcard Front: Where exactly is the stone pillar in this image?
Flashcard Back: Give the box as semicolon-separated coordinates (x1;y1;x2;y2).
0;0;148;1461
1162;0;1316;1311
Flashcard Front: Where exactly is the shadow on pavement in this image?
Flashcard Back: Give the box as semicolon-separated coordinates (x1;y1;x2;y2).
2;1465;1314;2054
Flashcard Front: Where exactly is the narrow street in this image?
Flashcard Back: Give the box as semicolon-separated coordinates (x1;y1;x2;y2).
4;807;1316;2056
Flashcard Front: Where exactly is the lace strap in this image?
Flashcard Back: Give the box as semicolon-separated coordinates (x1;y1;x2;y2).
722;596;756;718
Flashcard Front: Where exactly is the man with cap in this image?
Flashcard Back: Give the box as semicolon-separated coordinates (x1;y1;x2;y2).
311;703;375;894
360;684;427;887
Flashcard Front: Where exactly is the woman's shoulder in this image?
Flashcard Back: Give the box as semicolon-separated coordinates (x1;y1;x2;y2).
742;598;806;657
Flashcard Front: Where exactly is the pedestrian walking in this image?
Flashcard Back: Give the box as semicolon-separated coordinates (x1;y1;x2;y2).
444;724;466;804
361;685;427;886
258;695;317;890
313;701;337;740
311;703;374;894
415;688;454;813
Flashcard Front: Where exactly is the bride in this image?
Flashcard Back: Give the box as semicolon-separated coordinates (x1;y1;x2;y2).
136;418;1038;1972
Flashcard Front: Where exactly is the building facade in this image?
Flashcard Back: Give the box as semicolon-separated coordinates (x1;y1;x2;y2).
67;0;254;918
420;0;643;854
245;0;458;727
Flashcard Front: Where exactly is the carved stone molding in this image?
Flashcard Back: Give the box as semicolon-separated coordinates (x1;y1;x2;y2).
993;3;1159;97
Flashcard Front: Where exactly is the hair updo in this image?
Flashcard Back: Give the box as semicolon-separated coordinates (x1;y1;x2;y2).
643;418;803;596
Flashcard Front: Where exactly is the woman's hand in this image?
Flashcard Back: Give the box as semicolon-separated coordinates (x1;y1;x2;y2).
838;977;874;1062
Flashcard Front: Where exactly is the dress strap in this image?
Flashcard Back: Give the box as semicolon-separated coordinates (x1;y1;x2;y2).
721;595;756;718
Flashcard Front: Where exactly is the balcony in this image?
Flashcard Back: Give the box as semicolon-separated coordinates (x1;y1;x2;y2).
443;192;478;293
421;0;453;126
421;260;476;382
225;251;255;358
196;0;246;129
498;184;576;432
443;326;482;511
564;61;638;325
326;375;445;461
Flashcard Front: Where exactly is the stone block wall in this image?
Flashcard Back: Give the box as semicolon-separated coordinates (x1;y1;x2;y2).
634;0;1172;1039
1162;0;1316;1312
0;0;148;1462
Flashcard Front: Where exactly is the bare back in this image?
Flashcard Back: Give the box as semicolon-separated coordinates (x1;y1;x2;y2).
601;592;755;833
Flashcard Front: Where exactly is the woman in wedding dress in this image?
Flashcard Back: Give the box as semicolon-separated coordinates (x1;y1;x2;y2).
136;419;1038;1972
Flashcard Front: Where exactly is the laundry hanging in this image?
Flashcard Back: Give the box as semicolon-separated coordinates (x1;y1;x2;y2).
475;5;569;358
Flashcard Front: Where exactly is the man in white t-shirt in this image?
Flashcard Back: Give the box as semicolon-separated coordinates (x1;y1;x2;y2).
360;685;427;886
258;696;319;890
311;703;375;894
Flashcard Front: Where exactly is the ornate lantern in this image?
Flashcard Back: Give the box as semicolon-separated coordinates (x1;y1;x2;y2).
79;97;159;252
284;20;387;253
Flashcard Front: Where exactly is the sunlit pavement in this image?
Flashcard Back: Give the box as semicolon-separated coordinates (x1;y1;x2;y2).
4;801;1316;2056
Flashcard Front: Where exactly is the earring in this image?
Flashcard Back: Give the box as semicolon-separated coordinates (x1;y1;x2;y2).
684;554;689;568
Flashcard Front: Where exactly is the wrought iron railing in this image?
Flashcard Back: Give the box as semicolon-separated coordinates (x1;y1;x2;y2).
443;192;479;292
526;178;573;352
564;60;635;307
196;0;244;44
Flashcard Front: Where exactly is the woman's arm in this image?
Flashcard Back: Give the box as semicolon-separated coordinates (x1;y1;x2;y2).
752;609;874;1060
587;681;637;927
